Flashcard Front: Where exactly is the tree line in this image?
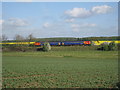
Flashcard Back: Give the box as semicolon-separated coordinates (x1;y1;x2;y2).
1;34;35;42
0;34;120;42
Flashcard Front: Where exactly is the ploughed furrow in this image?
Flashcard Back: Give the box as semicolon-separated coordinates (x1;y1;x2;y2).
2;73;56;79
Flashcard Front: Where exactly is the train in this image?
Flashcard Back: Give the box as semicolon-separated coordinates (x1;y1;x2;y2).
34;41;91;46
0;40;120;46
34;40;120;46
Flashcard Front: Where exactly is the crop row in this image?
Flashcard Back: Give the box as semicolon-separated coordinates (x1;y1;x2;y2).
2;54;118;88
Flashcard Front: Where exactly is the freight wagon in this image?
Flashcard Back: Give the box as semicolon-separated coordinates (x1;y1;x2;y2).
0;42;35;45
0;42;35;46
92;41;120;45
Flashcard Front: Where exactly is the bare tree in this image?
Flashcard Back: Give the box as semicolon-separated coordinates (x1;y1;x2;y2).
0;36;2;42
14;34;24;41
27;34;35;42
2;34;8;41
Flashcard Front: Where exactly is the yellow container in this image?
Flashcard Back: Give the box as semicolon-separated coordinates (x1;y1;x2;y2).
92;41;120;45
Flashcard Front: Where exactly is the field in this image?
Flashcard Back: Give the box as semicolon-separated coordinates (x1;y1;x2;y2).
2;50;118;88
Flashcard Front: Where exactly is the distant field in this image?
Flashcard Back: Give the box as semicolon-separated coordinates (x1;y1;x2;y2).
2;51;118;88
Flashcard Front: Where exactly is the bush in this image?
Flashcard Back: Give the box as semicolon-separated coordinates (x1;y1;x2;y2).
2;45;37;52
108;41;118;51
43;42;51;52
97;42;118;51
102;44;109;51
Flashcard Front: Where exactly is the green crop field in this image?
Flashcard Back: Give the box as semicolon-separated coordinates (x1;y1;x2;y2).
2;51;118;88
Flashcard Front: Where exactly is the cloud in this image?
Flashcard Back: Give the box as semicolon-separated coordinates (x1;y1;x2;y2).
91;5;113;14
2;18;30;34
4;18;29;27
71;23;97;32
65;5;113;19
71;23;96;28
43;22;51;28
14;0;33;2
0;20;4;25
65;8;92;18
3;0;33;2
65;18;75;23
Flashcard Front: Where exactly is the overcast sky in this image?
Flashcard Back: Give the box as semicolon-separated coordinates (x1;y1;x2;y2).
1;2;118;40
